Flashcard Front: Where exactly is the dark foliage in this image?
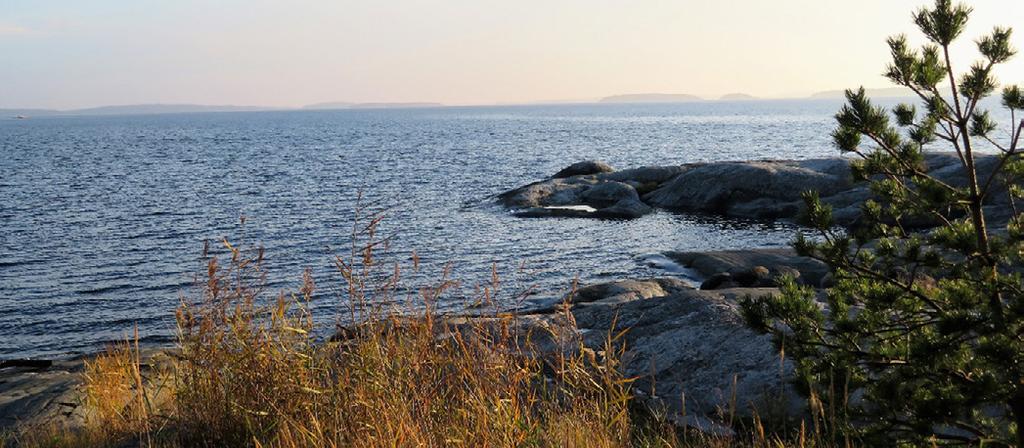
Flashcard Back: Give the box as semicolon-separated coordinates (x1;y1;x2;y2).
742;0;1024;445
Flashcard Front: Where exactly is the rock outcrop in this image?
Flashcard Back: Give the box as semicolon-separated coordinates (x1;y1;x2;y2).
498;163;683;219
0;349;172;434
499;153;1012;227
520;279;804;433
643;159;853;219
444;276;809;433
665;248;831;289
552;160;615;178
0;359;86;433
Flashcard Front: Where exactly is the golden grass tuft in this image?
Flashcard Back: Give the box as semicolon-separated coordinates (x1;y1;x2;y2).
82;329;154;439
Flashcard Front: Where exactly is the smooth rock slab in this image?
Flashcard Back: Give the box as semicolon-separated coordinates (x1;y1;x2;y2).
0;359;86;432
561;280;805;432
665;248;831;288
467;278;806;431
0;349;173;434
571;277;690;304
643;159;853;218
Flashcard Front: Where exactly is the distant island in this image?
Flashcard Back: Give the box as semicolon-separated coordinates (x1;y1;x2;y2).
5;88;964;120
718;93;758;101
810;87;916;99
302;102;443;110
1;104;278;118
77;104;277;115
301;102;355;110
349;102;443;109
2;102;446;118
599;93;703;103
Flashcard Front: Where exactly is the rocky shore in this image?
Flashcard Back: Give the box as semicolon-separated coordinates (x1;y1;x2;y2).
488;153;1013;431
0;349;173;435
499;153;1012;226
494;154;870;430
1;358;87;432
6;153;1013;436
486;248;833;433
2;249;827;436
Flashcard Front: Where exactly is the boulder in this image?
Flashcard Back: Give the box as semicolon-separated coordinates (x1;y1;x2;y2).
769;266;803;285
498;162;689;220
581;182;652;219
500;175;654;219
667;248;830;288
570;278;690;305
701;266;780;290
730;265;772;287
699;272;737;290
552;160;615;178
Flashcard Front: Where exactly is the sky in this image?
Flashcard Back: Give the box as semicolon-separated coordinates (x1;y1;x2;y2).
2;0;1023;109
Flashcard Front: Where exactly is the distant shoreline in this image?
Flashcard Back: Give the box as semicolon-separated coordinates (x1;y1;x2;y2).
2;88;928;119
0;97;900;120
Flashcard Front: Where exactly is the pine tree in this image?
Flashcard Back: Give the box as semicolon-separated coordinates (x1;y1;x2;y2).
741;0;1024;445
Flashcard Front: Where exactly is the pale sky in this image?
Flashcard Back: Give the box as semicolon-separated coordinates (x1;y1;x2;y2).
2;0;1023;109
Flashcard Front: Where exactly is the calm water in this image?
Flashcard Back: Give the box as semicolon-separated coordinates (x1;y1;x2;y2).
0;99;932;358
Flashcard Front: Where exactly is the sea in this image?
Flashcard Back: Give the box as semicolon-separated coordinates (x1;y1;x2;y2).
1;98;1011;358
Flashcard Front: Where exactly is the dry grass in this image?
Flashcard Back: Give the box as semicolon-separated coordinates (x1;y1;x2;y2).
4;208;840;447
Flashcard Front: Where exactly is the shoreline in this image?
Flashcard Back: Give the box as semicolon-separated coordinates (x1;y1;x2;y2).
7;151;1012;435
2;246;829;435
498;152;1013;227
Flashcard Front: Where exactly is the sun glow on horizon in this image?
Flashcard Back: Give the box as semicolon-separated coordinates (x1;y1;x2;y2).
1;0;1023;109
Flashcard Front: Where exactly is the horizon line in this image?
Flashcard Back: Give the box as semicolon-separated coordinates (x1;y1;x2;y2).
1;86;925;113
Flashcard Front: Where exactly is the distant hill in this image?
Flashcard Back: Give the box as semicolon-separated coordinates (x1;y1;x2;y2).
718;93;758;101
2;104;276;118
71;104;275;115
599;93;703;103
303;102;443;110
302;102;355;110
515;98;596;105
811;87;916;99
349;102;442;109
2;102;449;118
